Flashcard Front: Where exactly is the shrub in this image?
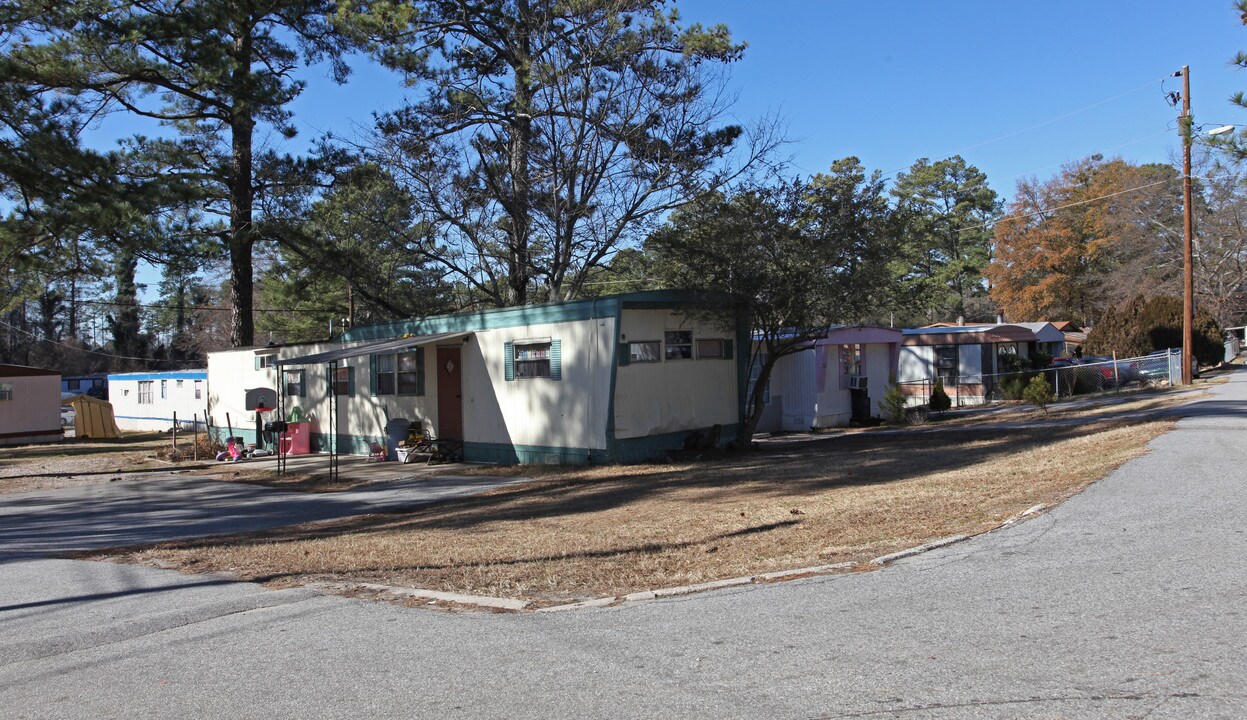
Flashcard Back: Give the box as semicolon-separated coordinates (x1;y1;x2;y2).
1000;377;1028;400
997;352;1026;374
878;384;908;425
1023;374;1055;410
1084;294;1223;366
1028;351;1054;371
929;379;952;413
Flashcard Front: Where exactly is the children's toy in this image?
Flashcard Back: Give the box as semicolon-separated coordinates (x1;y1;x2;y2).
216;436;244;462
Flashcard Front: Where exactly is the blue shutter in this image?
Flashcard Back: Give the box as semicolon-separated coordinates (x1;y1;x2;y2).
369;355;378;396
723;340;733;360
348;367;356;397
618;342;630;366
298;370;306;397
550;339;562;381
417;347;426;396
504;342;514;381
254;356;261;370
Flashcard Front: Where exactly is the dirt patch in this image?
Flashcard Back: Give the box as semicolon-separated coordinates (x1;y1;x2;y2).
97;417;1174;609
0;433;179;494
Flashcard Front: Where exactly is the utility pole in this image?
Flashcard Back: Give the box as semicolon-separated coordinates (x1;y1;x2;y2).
1177;65;1195;386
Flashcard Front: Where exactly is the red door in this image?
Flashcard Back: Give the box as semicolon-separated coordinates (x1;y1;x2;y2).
437;346;463;440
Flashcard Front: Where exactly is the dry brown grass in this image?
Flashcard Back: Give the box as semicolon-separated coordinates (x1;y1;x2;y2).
947;389;1205;427
106;417;1173;608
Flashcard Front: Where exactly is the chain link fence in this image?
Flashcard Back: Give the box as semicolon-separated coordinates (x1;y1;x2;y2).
898;349;1185;409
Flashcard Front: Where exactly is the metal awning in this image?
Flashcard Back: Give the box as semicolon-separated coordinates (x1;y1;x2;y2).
272;331;472;367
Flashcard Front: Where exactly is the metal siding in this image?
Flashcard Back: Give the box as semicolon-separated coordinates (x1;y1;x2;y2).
898;345;933;383
864;344;892;418
110;374;215;432
465;317;612;451
959;344;983;384
0;374;60;438
613;309;739;439
780;350;816;431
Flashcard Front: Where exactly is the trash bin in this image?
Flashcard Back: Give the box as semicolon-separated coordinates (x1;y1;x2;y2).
385;418;413;461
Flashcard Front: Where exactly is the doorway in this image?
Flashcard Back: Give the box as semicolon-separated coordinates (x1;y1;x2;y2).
437;346;463;440
850;388;871;421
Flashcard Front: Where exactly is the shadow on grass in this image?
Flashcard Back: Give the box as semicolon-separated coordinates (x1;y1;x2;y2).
245;519;803;583
134;414;1190;556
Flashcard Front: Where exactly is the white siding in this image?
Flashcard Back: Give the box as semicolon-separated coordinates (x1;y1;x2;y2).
777;349;816;431
467;317;613;451
898;345;933;383
864;344;892;418
109;372;207;432
812;346;851;429
210;341;432;444
614;310;738;439
208;345;325;436
958;345;983;385
208;322;618;453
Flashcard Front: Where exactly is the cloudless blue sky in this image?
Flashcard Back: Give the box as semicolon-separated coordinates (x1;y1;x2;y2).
121;2;1246;298
285;0;1247;201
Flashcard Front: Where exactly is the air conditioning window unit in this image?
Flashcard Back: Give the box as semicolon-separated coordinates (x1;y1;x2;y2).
848;375;867;390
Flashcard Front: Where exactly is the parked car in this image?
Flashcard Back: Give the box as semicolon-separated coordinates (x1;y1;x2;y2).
1076;356;1145;387
60;404;76;428
1046;355;1141;394
1138;348;1199;381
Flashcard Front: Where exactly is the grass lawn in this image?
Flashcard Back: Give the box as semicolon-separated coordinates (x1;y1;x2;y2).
96;415;1175;609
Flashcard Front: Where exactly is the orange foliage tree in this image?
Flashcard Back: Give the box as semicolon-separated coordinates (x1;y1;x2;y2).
985;156;1178;325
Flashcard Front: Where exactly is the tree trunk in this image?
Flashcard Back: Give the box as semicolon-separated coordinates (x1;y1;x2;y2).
505;3;533;307
737;356;778;448
68;275;78;339
111;246;143;371
228;33;256;347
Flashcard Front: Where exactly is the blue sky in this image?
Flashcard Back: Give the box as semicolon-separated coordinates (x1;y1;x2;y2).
120;2;1246;298
283;1;1246;202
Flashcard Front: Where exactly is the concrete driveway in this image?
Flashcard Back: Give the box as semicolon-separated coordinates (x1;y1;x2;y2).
1;374;1245;718
0;467;526;559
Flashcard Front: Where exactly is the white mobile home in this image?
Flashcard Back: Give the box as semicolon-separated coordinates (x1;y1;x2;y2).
898;324;1041;406
754;326;903;432
206;291;747;464
0;364;62;446
1014;322;1068;358
108;370;208;432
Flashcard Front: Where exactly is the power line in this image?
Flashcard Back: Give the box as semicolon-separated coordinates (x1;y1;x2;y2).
75;298;306;313
882;77;1166;178
956;169;1241;235
0;318;166;364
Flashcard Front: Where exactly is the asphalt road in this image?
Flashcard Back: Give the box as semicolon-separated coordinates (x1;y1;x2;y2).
0;471;527;560
2;374;1246;719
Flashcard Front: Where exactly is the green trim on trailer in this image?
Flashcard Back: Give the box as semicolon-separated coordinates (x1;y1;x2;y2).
604;298;623;448
463;441;608;466
340;290;736;342
609;424;743;464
